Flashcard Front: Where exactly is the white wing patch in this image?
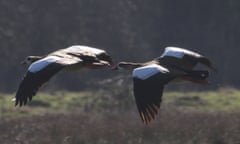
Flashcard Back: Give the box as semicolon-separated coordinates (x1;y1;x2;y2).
28;56;61;73
133;64;169;80
162;47;201;58
66;45;105;55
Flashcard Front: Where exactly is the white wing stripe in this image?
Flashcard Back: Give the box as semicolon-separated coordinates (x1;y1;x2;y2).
28;56;61;73
162;47;201;58
66;45;105;55
133;64;169;80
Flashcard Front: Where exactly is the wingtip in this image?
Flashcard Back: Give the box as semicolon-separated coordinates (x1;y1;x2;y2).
140;111;154;125
142;119;151;125
15;101;20;107
12;98;19;107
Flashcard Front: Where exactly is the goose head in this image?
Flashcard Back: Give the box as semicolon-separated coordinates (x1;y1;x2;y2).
21;56;43;65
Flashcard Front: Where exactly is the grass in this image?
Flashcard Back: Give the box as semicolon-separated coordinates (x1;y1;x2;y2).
1;89;240;119
1;110;240;144
164;89;240;112
1;89;240;144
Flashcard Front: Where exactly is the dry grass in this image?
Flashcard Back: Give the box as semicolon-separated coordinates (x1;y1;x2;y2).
0;110;240;144
1;89;240;143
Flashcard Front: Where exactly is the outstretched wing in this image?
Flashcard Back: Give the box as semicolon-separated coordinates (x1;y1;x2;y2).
62;45;113;67
157;47;216;71
133;77;164;124
15;56;75;106
132;64;174;124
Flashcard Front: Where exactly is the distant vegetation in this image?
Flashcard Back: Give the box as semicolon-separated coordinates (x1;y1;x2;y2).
2;88;240;119
0;0;240;92
1;89;240;143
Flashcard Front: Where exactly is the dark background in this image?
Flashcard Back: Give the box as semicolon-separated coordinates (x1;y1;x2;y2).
0;0;239;93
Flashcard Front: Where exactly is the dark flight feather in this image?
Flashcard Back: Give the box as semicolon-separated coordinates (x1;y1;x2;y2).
15;63;63;106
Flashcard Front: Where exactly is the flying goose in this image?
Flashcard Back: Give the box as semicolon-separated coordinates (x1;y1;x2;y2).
15;45;113;106
114;47;216;124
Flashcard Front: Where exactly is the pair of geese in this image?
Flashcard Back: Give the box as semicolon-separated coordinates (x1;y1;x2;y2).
15;45;216;124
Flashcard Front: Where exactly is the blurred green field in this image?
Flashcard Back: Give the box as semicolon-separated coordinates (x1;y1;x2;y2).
1;88;240;119
1;89;240;144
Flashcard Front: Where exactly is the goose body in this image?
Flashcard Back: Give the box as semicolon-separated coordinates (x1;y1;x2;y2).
115;47;215;124
15;45;113;106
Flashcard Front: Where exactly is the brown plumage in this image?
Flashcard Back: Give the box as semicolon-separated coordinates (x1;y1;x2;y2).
114;47;216;124
15;45;113;106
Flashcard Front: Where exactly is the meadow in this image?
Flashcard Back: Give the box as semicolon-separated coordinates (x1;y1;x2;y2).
0;88;240;144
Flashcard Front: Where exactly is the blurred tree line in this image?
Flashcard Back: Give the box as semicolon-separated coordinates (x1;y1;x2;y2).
0;0;239;93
